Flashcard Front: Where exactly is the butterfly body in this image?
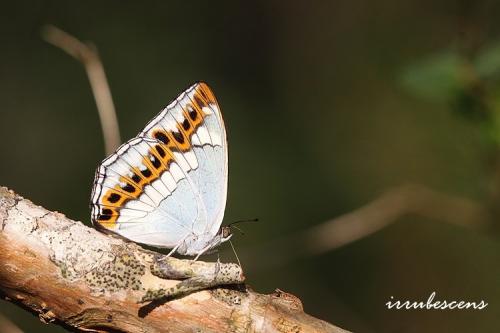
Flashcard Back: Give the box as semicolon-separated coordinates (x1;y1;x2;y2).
90;82;230;258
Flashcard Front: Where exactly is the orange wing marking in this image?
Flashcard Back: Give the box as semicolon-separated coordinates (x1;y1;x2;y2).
96;83;219;228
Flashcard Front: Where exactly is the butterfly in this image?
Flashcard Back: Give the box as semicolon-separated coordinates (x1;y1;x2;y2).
90;82;232;260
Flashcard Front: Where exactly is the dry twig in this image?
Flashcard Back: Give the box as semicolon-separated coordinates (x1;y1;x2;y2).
0;312;23;333
41;25;121;155
245;183;490;270
305;183;491;254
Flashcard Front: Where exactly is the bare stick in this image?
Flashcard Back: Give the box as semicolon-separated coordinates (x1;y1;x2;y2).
0;186;348;333
41;25;121;155
245;183;490;270
0;313;23;333
304;183;490;255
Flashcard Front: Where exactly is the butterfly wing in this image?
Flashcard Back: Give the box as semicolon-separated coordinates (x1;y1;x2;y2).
90;82;228;248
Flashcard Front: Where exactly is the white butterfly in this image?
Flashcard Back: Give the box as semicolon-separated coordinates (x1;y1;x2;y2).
90;82;231;259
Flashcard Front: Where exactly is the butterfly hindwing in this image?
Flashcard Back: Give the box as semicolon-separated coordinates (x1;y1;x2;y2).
90;82;228;248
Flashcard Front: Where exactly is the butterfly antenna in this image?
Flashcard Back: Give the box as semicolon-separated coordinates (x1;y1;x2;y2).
228;218;259;227
231;224;245;235
228;239;242;268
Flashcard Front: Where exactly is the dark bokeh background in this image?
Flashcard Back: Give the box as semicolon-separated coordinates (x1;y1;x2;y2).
1;1;499;332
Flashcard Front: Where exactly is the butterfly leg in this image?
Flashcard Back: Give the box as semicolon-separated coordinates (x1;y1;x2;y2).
166;242;181;257
164;234;189;258
193;244;213;261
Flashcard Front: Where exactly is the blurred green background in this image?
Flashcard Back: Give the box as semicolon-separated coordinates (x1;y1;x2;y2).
1;1;500;332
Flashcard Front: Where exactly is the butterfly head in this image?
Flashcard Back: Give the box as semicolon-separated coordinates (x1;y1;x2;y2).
219;226;233;242
216;218;258;249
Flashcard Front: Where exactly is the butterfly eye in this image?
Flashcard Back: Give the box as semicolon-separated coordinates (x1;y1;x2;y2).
222;227;231;238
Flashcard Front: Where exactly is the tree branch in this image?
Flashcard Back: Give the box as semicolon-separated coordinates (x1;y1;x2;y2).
0;187;348;333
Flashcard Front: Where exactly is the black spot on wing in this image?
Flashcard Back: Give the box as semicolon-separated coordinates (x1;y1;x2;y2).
151;155;161;169
122;183;135;193
155;145;166;158
182;118;190;130
98;214;112;221
131;173;141;183
108;193;121;203
154;131;170;144
141;168;152;178
172;131;185;144
188;106;198;120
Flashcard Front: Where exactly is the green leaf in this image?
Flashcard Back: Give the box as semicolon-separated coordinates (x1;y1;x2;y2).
399;51;463;102
474;43;500;78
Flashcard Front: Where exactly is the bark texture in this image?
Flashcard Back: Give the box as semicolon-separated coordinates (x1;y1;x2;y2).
0;187;349;333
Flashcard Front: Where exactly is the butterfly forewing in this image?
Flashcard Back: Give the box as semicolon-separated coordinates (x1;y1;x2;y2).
90;82;228;248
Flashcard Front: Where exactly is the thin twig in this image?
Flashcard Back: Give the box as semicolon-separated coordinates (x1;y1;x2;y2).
0;313;23;333
41;25;121;155
305;183;491;254
245;183;491;270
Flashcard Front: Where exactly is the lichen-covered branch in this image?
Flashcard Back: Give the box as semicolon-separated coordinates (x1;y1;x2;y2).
0;187;348;333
